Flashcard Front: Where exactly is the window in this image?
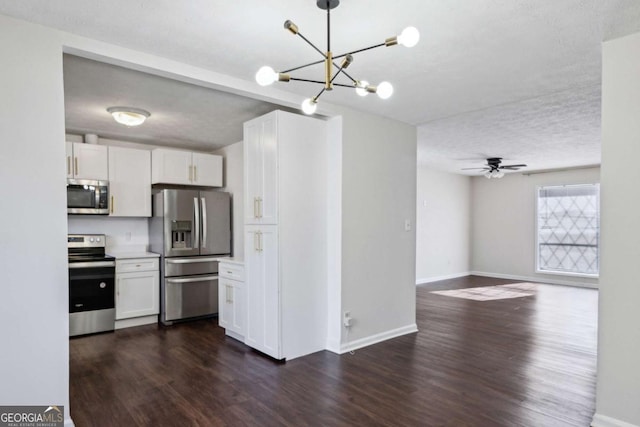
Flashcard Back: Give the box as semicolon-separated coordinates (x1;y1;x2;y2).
536;184;600;276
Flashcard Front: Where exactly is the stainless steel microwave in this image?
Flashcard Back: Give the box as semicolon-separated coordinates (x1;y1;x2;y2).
67;179;109;215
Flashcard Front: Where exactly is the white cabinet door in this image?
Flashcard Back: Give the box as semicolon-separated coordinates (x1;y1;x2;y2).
192;152;222;187
115;269;159;320
229;279;245;334
244;225;280;359
244;119;263;223
243;114;278;224
218;277;232;330
260;115;278;224
152;149;192;185
108;146;151;217
73;142;108;180
219;276;245;335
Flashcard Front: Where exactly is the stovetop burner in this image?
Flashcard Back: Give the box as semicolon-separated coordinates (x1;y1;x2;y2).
68;254;115;263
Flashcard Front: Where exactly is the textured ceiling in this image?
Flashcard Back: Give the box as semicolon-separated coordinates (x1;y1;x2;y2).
63;55;289;150
2;0;640;169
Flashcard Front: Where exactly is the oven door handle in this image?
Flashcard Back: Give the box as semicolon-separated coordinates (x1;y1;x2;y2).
166;275;218;284
69;261;116;269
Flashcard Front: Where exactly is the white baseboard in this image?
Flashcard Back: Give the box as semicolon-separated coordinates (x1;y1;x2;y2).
339;324;418;354
416;272;471;285
470;270;599;289
591;413;639;427
224;329;244;343
115;315;158;330
325;337;341;355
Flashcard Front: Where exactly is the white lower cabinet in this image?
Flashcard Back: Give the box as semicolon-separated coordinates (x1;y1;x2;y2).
244;225;280;359
219;277;245;336
115;258;159;323
218;261;245;341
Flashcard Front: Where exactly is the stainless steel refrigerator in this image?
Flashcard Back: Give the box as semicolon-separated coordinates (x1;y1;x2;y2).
149;189;231;325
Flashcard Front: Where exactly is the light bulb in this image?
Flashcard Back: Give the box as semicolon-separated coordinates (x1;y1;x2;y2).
256;66;277;86
301;98;318;115
397;27;420;48
355;81;369;97
495;170;504;178
484;171;492;179
377;81;393;99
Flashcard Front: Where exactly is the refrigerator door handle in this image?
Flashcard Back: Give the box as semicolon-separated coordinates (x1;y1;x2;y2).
193;197;200;249
201;197;207;249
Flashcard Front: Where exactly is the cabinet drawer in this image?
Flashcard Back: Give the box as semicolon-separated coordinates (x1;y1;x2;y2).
219;263;245;281
116;258;159;274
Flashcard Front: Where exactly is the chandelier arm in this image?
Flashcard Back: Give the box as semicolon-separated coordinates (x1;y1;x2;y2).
281;59;325;74
289;77;353;88
335;67;357;84
333;43;386;60
315;87;327;102
296;32;328;59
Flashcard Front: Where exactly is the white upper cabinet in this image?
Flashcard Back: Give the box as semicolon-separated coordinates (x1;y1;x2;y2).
152;148;222;187
192;152;223;187
66;142;108;180
108;146;151;217
243;114;278;224
151;149;193;185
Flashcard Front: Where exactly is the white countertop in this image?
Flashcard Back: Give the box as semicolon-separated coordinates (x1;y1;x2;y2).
108;251;161;260
217;256;244;266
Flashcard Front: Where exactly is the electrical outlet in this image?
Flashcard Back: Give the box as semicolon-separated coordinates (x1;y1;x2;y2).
343;311;352;327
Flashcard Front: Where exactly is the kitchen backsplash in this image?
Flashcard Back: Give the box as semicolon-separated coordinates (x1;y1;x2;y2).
68;216;149;252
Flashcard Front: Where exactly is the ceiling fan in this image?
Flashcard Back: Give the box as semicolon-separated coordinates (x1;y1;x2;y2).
462;157;527;179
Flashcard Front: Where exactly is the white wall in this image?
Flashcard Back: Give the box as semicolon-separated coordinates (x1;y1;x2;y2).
338;107;417;350
416;167;471;283
0;14;71;424
213;141;243;258
593;31;640;427
68;217;149;253
471;167;600;287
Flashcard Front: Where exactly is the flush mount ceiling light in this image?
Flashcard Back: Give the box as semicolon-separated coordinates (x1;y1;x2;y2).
106;107;150;127
255;0;420;115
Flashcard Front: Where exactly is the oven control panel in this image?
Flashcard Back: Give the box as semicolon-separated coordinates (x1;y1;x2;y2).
68;234;106;248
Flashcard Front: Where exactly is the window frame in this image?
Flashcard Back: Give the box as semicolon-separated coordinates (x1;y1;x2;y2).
534;183;600;279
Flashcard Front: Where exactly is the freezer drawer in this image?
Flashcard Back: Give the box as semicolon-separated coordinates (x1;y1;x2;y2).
165;256;219;277
164;275;219;322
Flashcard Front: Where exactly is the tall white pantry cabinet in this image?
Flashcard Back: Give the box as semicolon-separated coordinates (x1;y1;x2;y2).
243;110;328;360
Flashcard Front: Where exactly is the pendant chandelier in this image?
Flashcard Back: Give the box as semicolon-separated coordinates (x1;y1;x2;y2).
255;0;420;115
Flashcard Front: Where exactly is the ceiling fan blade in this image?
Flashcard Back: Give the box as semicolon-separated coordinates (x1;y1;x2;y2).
500;164;527;169
461;167;490;171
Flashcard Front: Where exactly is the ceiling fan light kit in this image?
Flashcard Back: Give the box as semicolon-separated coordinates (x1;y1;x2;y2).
255;0;419;114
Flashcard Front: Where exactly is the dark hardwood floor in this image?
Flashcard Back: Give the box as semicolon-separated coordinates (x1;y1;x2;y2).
70;276;598;426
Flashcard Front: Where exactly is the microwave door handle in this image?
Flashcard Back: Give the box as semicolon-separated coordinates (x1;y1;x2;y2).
193;197;200;250
95;186;101;210
201;197;207;249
